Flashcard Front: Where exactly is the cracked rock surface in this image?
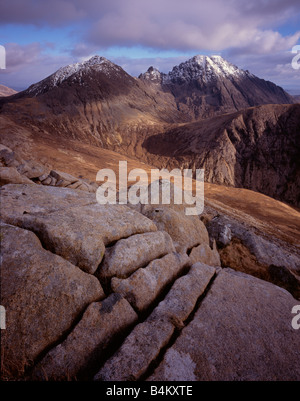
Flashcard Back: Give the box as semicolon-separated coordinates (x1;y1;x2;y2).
1;182;300;381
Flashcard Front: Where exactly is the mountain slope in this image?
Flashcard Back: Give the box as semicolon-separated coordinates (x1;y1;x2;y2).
142;103;300;207
140;55;294;119
0;84;17;97
0;56;183;149
0;55;298;207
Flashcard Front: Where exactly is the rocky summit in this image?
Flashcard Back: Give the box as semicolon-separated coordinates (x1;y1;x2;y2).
0;54;300;382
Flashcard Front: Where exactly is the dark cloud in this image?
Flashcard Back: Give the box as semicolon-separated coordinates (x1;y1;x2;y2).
1;1;299;51
0;0;86;26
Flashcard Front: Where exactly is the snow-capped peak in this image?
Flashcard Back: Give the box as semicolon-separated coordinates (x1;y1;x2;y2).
139;66;166;83
27;56;119;96
162;55;248;84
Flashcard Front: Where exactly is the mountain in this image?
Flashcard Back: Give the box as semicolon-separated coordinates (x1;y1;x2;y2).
139;55;294;119
1;55;300;382
0;84;17;97
142;103;300;207
0;55;298;206
0;55;183;148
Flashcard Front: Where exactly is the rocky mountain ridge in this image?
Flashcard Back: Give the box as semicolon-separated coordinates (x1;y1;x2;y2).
139;55;294;119
0;55;298;207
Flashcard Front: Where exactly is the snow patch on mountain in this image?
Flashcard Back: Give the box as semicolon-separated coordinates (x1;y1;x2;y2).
27;56;120;96
140;55;253;85
163;55;250;84
138;66;166;84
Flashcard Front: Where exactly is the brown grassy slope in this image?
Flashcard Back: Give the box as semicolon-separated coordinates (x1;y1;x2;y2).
1;114;299;250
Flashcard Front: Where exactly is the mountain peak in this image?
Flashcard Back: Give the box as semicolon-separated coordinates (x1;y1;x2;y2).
26;55;120;96
138;66;165;83
139;55;251;87
164;54;248;84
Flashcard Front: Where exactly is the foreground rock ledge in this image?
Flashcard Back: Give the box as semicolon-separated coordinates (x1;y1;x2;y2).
32;293;138;380
148;269;300;381
0;222;104;378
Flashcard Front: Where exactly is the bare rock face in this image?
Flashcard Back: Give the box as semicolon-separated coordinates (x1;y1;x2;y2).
95;262;216;381
150;263;216;324
0;183;96;221
32;294;138;380
95;317;175;381
140;55;294;119
207;214;300;299
143;206;209;253
0;167;33;185
189;242;221;267
1;175;299;382
98;231;175;279
148;269;300;381
0;222;104;378
0;184;157;274
111;252;190;312
143;104;300;208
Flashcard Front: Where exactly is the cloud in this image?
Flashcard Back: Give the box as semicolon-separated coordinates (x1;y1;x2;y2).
0;0;86;26
0;42;74;89
83;0;300;52
1;1;299;52
1;1;299;91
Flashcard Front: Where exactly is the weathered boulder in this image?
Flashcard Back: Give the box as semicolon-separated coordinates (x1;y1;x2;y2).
111;252;190;312
49;170;78;186
32;294;138;380
207;216;232;247
0;184;96;223
95;263;215;381
94;316;175;381
0;222;104;379
208;215;300;273
143;206;209;253
0;144;19;168
207;215;300;298
148;269;300;381
0;167;33;185
189;242;221;266
0;184;157;274
48;170;97;192
151;263;216;323
98;231;175;279
17;160;46;179
0;144;47;179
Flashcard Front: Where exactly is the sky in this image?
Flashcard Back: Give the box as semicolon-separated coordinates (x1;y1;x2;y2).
0;0;299;92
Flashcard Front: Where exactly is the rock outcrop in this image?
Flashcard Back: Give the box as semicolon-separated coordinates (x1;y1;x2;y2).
32;294;138;380
1;180;299;381
142;104;300;208
206;214;300;299
148;269;300;381
0;222;104;378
